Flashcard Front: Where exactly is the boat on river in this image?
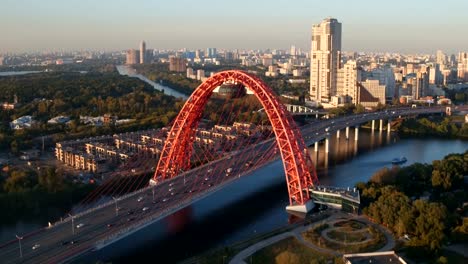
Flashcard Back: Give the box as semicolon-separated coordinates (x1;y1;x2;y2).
391;157;407;165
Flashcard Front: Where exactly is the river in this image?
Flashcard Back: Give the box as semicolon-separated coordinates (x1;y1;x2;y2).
116;65;188;100
1;131;466;259
0;71;42;76
102;131;467;263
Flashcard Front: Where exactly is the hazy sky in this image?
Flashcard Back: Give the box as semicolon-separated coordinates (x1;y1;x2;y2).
2;0;468;54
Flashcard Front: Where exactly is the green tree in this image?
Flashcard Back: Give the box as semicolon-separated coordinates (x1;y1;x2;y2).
38;167;64;193
3;170;36;193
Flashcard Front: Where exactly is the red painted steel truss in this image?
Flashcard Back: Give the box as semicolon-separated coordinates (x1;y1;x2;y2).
152;70;318;206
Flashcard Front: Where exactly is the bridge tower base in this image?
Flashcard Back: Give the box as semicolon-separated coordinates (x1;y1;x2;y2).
285;200;314;214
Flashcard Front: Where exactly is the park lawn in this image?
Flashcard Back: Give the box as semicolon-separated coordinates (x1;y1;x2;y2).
248;237;335;264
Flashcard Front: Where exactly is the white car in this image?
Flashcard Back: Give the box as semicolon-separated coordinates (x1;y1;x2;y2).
162;198;169;202
137;196;144;202
32;244;40;250
142;207;149;212
76;223;85;229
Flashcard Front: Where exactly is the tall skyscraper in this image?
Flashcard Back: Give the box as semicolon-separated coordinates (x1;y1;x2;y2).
140;41;146;64
309;18;342;103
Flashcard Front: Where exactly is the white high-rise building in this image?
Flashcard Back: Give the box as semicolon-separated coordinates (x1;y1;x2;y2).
337;60;361;104
196;69;205;80
140;41;146;64
290;45;297;56
309;18;342;103
436;50;446;66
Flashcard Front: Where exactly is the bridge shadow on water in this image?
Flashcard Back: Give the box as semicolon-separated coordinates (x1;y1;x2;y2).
106;180;288;263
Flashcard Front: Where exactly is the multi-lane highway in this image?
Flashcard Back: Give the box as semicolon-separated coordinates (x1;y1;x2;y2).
0;106;450;263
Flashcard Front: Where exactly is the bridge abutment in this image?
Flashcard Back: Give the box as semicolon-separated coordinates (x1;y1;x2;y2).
286;199;314;214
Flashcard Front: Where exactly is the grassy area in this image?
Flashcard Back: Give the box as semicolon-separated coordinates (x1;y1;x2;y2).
327;229;368;243
333;220;366;230
180;213;331;264
248;237;337;264
303;221;387;254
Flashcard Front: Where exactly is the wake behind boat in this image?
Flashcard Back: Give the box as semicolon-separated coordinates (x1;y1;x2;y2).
391;157;407;165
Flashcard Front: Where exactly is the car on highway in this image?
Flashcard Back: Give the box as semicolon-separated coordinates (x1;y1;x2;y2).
169;187;174;192
204;177;209;181
70;240;78;245
137;196;144;202
142;207;149;212
169;182;175;187
76;223;85;229
162;198;169;202
127;210;134;215
32;244;41;250
207;168;213;173
107;223;114;228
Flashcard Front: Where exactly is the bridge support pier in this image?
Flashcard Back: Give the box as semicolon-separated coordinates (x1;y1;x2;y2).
325;137;329;153
371;120;375;131
379;119;383;132
355;127;359;141
336;130;340;139
286;199;314;214
387;120;392;132
345;127;349;140
314;141;318;152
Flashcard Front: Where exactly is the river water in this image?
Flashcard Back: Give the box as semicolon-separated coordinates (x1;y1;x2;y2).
103;131;467;263
0;131;466;259
0;71;42;76
116;65;188;100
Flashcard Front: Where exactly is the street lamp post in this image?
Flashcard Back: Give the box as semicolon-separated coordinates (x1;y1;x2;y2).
68;213;75;235
15;235;23;258
112;197;119;216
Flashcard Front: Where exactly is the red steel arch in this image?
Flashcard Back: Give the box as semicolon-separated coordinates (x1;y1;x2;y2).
152;70;318;206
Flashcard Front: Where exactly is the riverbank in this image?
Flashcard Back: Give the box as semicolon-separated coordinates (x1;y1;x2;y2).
116;65;188;99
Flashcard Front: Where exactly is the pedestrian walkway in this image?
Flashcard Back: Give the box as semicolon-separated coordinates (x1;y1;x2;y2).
229;211;395;264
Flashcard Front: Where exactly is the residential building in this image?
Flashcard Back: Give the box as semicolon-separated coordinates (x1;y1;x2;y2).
337;60;361;104
169;56;186;72
310;18;342;103
126;49;139;65
357;80;386;107
458;52;468;82
139;41;146;64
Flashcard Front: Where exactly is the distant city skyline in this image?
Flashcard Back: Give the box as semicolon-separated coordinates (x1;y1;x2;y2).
2;0;468;54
